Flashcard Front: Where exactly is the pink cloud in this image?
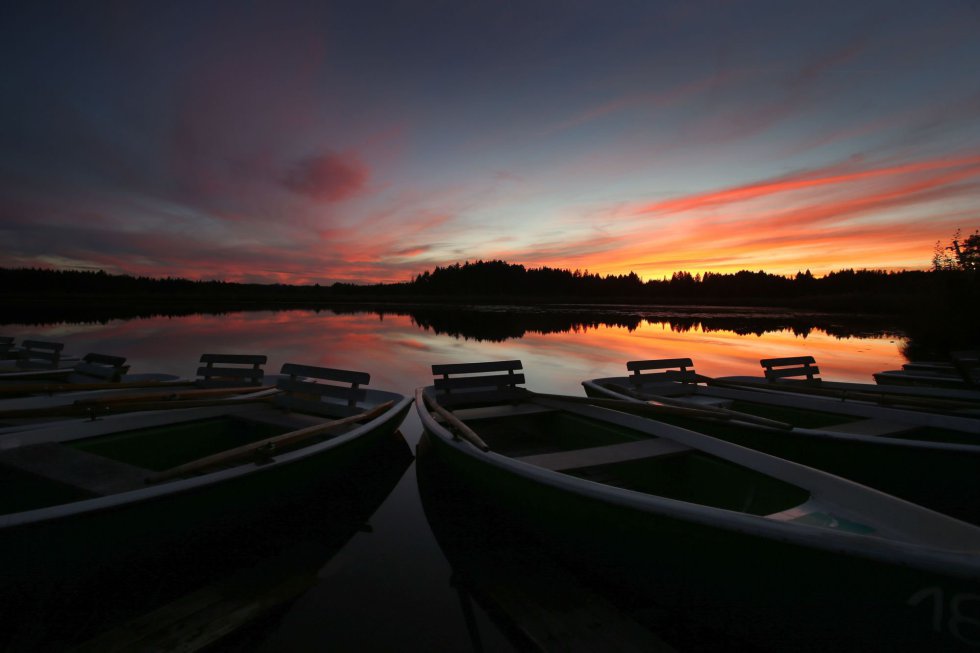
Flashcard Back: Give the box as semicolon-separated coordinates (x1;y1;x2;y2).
282;151;370;202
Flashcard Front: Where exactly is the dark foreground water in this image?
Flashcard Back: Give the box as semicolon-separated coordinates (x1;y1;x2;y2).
0;306;925;651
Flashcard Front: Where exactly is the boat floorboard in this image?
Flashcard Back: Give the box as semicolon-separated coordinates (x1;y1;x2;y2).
516;438;690;471
0;443;149;496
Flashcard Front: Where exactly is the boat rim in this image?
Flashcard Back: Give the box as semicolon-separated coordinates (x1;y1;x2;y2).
0;390;411;530
415;386;980;580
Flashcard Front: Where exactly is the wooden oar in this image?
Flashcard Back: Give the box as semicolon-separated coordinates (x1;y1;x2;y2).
73;385;276;407
532;390;794;430
596;382;794;430
0;377;200;397
0;388;281;420
146;400;395;484
703;376;979;412
0;368;74;381
417;388;490;452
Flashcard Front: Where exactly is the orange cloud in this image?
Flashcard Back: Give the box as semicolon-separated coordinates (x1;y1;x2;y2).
504;153;980;279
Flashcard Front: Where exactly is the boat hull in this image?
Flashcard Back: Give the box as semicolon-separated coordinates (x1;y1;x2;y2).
583;381;980;524
419;411;980;653
0;399;411;615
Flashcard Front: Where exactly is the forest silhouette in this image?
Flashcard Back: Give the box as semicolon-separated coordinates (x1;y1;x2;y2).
2;259;976;350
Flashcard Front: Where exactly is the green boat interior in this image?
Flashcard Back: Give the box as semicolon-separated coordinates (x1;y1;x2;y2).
0;363;379;517
0;413;357;516
454;406;810;516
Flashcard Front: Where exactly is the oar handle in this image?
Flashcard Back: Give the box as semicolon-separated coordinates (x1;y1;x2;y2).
417;388;490;452
0;389;281;420
147;400;395;483
536;390;793;430
73;385;277;407
0;378;197;396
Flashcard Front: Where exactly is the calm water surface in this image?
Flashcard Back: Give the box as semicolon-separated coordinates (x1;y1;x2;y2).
4;307;912;651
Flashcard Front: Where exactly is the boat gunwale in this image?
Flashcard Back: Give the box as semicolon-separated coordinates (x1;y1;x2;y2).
0;389;411;529
415;386;980;580
584;376;980;442
718;374;980;402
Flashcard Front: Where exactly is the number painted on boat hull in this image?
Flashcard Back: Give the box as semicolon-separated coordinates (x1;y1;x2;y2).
908;587;980;647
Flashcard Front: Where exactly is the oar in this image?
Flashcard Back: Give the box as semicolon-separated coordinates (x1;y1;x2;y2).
0;377;200;397
591;382;796;429
0;388;281;420
703;376;979;412
73;385;277;407
0;368;73;382
531;390;794;430
146;400;395;484
417;388;490;452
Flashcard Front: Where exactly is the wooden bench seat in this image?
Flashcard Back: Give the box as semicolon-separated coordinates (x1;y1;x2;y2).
430;360;529;408
760;356;821;381
516;438;690;471
627;358;700;385
275;363;370;417
16;340;65;370
197;353;268;387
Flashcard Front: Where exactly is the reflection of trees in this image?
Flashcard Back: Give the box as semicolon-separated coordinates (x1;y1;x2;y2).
1;300;908;342
341;304;904;342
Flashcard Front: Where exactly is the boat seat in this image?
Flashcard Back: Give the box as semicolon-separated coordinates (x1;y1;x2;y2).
0;443;148;496
196;354;268;388
65;353;130;383
760;356;821;381
15;340;65;370
516;438;690;471
430;360;528;408
275;363;369;417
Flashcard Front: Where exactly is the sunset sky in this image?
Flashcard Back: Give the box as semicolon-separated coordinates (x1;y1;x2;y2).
2;1;978;285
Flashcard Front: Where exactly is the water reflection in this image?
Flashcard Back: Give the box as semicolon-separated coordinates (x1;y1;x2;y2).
417;435;696;652
0;308;928;651
2;306;907;394
1;432;414;651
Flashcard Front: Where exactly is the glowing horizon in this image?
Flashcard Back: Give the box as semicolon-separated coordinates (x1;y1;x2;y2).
2;2;978;285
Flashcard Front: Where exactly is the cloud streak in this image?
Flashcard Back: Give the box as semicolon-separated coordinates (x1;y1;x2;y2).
2;1;979;284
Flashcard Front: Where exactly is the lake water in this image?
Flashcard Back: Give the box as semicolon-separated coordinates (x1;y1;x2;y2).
2;305;914;651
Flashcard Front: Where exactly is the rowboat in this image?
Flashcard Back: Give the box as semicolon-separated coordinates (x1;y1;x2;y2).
874;350;979;390
0;362;411;609
416;439;676;652
416;360;980;652
719;355;980;407
3;421;414;651
0;353;276;431
584;358;980;523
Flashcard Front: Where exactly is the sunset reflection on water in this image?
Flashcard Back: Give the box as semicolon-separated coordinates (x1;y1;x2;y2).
1;307;915;652
8;308;905;397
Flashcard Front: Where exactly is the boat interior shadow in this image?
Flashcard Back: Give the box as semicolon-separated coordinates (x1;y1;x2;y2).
416;434;765;653
0;430;415;652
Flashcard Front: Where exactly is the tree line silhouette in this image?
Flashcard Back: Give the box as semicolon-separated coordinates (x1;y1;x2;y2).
2;257;976;311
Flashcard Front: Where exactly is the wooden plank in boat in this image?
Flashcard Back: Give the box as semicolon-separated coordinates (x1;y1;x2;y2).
432;360;523;375
17;340;64;369
280;363;368;386
197;354;268;387
0;443;147;495
761;356;821;381
517;438;690;471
